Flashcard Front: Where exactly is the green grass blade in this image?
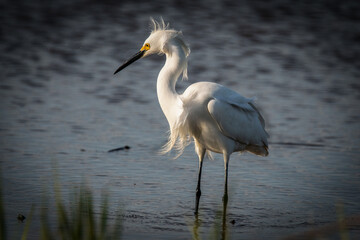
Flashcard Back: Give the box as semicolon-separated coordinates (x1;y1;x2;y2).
21;205;34;240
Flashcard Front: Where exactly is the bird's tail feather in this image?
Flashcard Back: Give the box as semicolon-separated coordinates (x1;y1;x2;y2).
245;144;269;156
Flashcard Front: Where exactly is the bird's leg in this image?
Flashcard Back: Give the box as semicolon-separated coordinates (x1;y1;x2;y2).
195;158;203;215
222;153;230;204
220;153;230;239
196;159;203;198
194;146;205;215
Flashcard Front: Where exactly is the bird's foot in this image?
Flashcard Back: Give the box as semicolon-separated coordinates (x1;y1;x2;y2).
222;192;228;204
196;189;201;198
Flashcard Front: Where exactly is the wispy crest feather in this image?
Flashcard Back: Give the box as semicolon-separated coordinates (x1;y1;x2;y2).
149;17;190;80
150;17;169;32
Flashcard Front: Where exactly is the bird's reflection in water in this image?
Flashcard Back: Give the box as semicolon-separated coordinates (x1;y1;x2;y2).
192;198;229;240
192;216;201;240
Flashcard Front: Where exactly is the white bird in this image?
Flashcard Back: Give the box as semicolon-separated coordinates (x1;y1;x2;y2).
114;18;269;214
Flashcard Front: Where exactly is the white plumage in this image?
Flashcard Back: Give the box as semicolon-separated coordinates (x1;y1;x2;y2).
114;18;269;214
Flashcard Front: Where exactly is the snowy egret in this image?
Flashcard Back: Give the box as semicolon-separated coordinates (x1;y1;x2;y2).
114;18;269;214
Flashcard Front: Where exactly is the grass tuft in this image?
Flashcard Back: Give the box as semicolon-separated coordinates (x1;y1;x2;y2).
0;172;122;240
39;183;122;240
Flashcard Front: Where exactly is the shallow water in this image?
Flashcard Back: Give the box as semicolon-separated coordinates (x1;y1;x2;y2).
1;0;360;239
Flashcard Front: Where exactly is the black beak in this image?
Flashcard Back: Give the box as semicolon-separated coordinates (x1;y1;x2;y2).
114;50;145;75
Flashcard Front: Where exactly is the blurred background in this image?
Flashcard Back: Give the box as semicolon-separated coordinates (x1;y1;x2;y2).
1;0;359;239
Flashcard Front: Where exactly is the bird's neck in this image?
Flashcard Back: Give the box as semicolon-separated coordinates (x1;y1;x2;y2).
157;43;187;127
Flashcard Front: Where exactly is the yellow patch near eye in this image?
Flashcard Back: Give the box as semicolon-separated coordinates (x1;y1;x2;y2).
141;43;150;51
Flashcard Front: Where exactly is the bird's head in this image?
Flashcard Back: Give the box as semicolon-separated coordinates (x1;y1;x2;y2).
114;18;190;75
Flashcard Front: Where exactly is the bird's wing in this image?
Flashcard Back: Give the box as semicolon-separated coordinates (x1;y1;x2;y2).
207;97;269;147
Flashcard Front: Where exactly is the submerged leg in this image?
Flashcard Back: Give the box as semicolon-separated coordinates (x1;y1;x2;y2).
222;192;228;240
194;145;205;215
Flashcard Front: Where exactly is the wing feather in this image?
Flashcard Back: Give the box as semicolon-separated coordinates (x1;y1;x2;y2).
208;98;269;147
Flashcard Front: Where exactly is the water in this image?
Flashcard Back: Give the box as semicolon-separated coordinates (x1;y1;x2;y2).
1;0;360;239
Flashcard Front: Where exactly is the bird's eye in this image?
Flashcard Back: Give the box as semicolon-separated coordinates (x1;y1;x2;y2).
141;43;150;51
